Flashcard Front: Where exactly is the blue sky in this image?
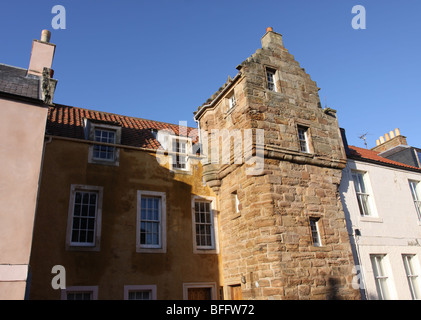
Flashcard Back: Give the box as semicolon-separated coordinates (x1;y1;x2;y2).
1;0;420;149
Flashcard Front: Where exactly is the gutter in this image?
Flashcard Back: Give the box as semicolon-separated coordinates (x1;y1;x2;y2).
193;73;241;121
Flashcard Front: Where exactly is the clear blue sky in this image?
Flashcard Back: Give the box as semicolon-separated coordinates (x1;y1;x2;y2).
1;0;420;149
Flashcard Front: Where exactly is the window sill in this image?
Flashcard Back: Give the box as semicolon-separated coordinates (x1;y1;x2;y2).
360;216;383;223
171;168;192;175
136;246;166;254
193;248;219;255
66;244;100;252
225;106;236;117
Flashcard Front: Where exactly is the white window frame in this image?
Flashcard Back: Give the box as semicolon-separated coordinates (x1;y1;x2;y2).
86;120;121;166
370;254;392;300
66;185;103;251
409;180;421;221
266;68;277;92
228;91;237;110
136;190;167;253
352;170;375;217
169;136;191;172
234;193;240;214
61;286;98;300
309;217;322;247
402;254;421;300
297;126;310;153
191;195;219;254
183;282;217;300
124;285;157;300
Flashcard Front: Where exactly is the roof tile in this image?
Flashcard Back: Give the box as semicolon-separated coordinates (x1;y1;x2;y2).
47;104;197;150
348;145;421;171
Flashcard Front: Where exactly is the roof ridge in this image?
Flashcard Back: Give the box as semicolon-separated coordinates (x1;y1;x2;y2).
348;145;421;171
52;103;196;130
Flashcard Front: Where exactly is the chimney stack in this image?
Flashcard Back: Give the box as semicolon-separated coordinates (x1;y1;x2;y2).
371;128;408;153
28;30;56;77
261;27;284;50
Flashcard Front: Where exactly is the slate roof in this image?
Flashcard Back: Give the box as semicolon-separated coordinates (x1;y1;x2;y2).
348;145;421;172
47;104;197;150
0;63;40;100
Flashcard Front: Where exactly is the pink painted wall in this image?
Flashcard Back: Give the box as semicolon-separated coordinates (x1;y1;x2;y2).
0;98;48;299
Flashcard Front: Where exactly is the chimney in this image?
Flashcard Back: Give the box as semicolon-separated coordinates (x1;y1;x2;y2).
28;30;56;77
371;128;408;153
261;27;284;50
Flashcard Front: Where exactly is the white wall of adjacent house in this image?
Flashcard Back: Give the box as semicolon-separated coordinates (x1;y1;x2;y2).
340;159;421;300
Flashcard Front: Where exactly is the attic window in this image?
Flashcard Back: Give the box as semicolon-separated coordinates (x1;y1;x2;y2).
150;129;158;139
84;119;122;166
93;129;116;161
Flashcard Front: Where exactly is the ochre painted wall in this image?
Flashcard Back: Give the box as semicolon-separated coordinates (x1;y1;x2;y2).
29;138;220;299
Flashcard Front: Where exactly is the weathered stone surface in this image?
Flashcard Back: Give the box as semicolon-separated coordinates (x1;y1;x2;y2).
196;30;360;300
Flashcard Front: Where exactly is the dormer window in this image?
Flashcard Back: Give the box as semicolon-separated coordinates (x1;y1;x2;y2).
266;68;277;92
168;135;192;173
93;129;116;161
84;119;122;166
172;139;188;170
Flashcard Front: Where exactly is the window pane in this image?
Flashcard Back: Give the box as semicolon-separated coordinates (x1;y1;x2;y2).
371;255;391;300
128;290;152;300
194;201;214;248
403;255;421;300
139;196;161;246
71;191;97;245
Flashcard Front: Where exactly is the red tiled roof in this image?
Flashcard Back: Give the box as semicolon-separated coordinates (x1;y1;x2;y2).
348;145;421;171
47;104;197;150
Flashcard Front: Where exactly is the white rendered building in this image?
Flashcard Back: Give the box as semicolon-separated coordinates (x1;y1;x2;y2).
340;137;421;300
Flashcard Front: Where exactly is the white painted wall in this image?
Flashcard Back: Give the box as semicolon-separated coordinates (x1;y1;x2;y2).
340;159;421;300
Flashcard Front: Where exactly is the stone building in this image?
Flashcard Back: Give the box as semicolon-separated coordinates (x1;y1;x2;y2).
2;28;364;299
193;28;360;299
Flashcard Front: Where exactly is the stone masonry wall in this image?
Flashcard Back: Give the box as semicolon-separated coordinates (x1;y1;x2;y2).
196;29;360;299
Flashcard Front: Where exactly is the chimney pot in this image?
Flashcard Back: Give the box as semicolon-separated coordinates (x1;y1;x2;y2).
266;27;273;33
376;139;380;146
395;128;400;136
41;29;51;43
389;131;395;139
385;133;390;141
379;136;385;144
